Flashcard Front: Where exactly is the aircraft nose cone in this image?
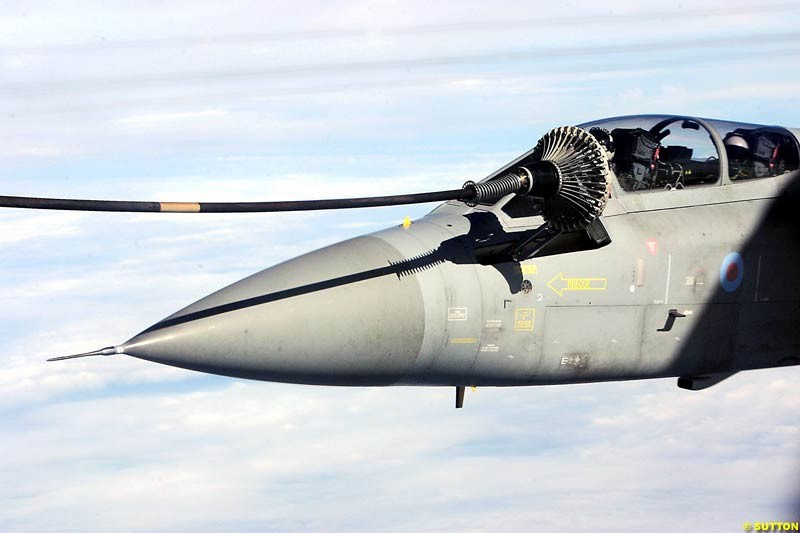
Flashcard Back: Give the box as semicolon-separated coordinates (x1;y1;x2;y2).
122;235;427;385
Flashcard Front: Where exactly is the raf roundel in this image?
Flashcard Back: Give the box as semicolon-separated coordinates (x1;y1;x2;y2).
719;252;744;293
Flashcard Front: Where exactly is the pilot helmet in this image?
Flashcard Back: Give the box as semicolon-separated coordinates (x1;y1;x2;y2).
723;133;749;151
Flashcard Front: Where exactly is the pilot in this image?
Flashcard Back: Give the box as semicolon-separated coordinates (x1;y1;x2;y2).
723;132;751;179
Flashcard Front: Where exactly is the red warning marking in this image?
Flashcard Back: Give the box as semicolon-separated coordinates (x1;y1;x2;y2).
646;239;658;255
726;262;739;282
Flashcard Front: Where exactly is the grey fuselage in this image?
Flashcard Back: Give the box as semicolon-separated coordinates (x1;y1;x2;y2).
122;116;800;388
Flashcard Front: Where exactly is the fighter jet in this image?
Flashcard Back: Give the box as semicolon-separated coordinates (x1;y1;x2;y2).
3;114;798;407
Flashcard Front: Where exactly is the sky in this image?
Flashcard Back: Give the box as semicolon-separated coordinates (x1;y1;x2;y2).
2;1;800;531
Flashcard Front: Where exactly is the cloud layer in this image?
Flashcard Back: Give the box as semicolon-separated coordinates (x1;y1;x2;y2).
2;1;800;530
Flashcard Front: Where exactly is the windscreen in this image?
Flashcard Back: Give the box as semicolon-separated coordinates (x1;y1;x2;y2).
580;115;720;192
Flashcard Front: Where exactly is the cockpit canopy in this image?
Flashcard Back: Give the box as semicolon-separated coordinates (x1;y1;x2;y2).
464;114;800;224
579;114;800;192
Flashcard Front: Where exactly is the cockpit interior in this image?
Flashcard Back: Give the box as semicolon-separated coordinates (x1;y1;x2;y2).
580;114;800;192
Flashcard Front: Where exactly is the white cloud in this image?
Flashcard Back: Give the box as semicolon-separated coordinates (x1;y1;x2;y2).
0;211;86;243
118;109;228;125
0;143;84;159
2;373;799;531
1;1;800;530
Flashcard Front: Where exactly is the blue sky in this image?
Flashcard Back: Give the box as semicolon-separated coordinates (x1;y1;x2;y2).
2;1;800;531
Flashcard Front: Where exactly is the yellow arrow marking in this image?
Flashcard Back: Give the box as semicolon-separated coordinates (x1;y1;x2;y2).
547;272;607;297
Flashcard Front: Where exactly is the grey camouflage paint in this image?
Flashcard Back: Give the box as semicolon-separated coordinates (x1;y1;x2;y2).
121;123;800;389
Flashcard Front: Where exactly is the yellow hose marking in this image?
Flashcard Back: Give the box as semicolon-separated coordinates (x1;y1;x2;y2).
160;202;201;213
